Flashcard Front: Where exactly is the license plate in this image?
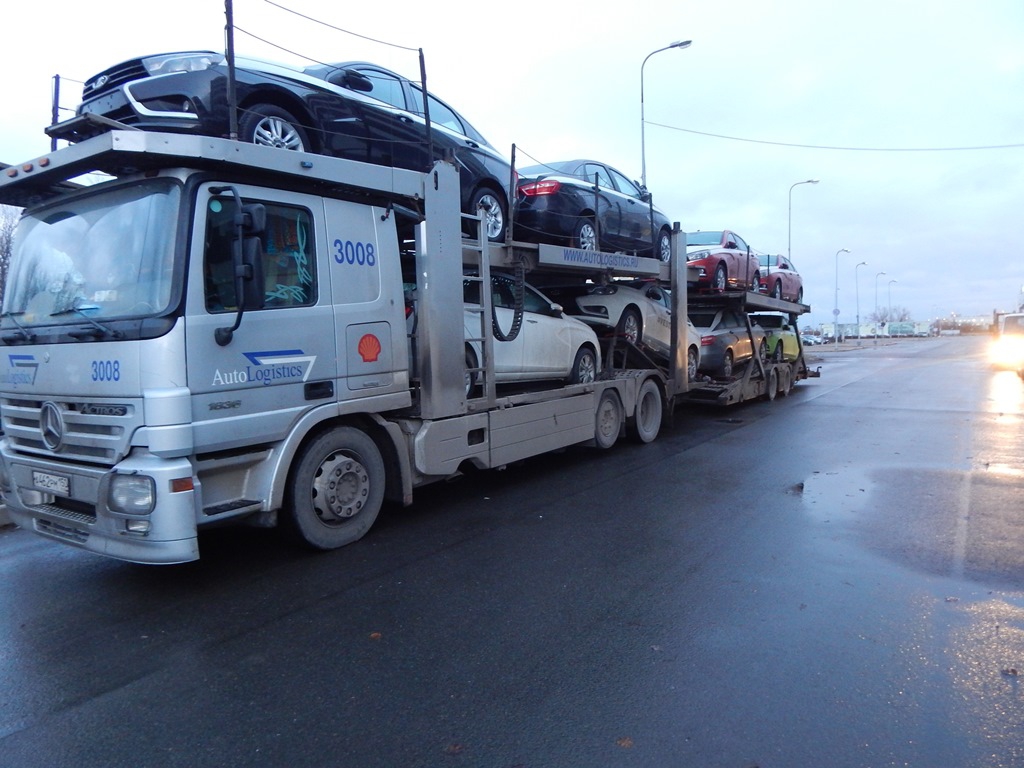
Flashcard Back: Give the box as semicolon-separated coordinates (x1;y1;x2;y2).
32;470;70;496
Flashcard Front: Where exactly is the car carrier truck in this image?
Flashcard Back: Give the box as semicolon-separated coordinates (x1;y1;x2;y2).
0;131;812;564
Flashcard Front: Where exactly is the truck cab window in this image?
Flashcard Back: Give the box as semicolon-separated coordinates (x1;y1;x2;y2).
204;200;316;313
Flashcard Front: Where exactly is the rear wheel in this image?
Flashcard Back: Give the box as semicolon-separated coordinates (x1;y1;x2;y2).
572;218;599;251
721;349;734;378
796;286;804;303
569;346;597;384
629;378;663;443
773;341;784;363
239;105;310;152
687;346;699;381
287;427;385;550
618;308;643;345
594;390;623;449
758;338;768;362
765;367;778;401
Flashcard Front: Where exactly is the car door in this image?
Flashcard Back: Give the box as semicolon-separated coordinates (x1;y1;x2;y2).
344;65;430;173
639;283;672;355
607;167;652;252
517;283;575;378
728;233;755;287
578;162;620;249
722;309;753;361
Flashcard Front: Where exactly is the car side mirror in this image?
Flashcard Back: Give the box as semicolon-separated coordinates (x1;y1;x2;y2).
341;69;374;92
550;302;564;316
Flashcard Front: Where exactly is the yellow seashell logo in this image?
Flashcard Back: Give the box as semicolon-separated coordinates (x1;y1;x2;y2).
358;334;382;362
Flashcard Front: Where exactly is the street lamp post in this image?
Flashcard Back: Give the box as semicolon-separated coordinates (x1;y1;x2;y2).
640;40;691;191
787;179;819;263
874;271;886;343
834;248;850;343
855;261;867;346
888;279;898;336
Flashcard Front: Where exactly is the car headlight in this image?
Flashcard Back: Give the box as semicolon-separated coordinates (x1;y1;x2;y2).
108;474;156;515
141;52;223;76
687;250;711;262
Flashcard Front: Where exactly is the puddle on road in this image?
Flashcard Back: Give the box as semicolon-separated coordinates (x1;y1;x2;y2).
800;467;875;522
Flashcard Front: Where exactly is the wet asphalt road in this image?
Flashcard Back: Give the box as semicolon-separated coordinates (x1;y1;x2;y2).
2;335;1023;768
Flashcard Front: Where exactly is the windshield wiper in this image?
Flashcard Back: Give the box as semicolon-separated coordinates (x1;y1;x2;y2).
50;306;123;339
1;311;36;342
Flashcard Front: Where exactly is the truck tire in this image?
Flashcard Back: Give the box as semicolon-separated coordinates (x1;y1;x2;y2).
286;427;385;550
765;367;778;401
594;390;623;449
239;104;311;152
629;377;662;443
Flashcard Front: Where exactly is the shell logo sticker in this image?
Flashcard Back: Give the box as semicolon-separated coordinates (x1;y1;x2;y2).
357;334;382;362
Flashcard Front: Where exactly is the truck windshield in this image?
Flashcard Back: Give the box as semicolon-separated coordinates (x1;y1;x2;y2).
2;179;180;325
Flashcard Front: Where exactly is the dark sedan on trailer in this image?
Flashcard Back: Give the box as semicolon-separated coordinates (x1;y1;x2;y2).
514;159;674;260
47;51;513;241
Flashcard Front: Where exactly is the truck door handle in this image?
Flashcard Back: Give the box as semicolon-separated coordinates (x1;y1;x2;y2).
304;380;334;400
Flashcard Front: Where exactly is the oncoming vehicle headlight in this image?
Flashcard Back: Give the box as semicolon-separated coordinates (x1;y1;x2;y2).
108;474;156;515
989;336;1024;368
141;52;223;76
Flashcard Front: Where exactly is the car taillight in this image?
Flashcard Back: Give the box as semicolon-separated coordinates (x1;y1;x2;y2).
519;179;561;196
700;336;715;346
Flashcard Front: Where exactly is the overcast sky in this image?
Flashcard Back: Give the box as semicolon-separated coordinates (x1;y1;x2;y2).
4;0;1023;328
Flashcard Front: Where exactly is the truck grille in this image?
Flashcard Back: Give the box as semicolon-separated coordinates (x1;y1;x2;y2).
82;59;149;99
1;397;141;467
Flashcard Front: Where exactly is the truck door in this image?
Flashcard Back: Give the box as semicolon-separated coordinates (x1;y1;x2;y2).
184;184;337;453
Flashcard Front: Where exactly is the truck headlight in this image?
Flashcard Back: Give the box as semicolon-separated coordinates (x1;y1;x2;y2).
109;474;156;515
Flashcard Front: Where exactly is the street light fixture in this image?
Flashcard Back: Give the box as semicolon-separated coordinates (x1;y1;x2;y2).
834;248;849;342
855;261;867;346
641;40;691;190
787;179;819;263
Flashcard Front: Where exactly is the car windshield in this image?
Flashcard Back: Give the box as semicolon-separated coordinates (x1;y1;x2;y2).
2;179;180;325
687;231;723;246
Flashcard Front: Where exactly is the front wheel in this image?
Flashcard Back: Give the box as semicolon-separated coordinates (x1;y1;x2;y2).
721;349;734;378
687;346;699;381
618;308;643;345
468;187;508;242
771;280;783;299
287;427;385;550
656;228;672;262
239;104;310;152
569;346;598;384
713;262;728;291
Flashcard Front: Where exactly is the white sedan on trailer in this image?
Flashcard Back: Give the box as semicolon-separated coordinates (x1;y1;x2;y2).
547;279;702;380
463;273;601;394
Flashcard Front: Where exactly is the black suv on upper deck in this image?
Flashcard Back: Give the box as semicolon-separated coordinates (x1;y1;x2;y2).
47;51;513;241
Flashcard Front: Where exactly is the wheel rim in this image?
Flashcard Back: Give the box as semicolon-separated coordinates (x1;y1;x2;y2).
252;117;305;151
576;350;596;383
687;348;698;380
311;450;371;525
722;351;733;377
622;312;641;344
714;265;727;290
658;233;672;262
577;223;598;250
773;281;782;298
596;393;621;446
476;193;504;240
